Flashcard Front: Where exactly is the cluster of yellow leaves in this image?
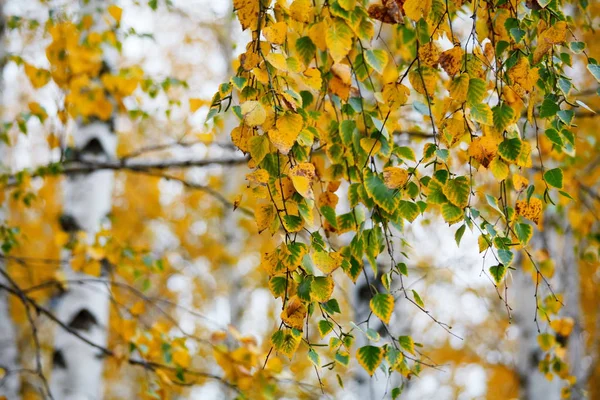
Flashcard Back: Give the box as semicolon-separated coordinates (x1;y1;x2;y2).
46;22;104;88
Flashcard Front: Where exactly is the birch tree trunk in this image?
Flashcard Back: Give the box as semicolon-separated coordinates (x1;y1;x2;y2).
514;221;587;400
49;2;117;398
0;1;22;398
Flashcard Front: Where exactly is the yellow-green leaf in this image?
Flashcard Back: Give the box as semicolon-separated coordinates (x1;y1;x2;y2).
326;19;354;63
369;293;394;324
356;346;383;376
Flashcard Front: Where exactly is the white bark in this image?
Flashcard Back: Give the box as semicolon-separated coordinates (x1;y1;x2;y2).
49;2;117;398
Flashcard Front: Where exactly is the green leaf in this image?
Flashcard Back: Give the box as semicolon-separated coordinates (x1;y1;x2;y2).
395;146;416;162
492;103;515;132
340;120;356;146
366;328;380;342
539;98;560;118
365;49;389;75
557;110;574;126
335;351;350;367
323;298;341;314
570;41;586;54
396;262;408;276
308;348;321;367
385;346;403;368
467;78;487;106
364;170;399;213
370;293;394;324
498;249;514;265
489;264;507;285
320;205;338;228
443;177;470;208
392;387;403;399
544;168;563;189
486;194;503;215
455;224;466;246
283;214;303;232
296;37;317;66
412;290;424;308
515;223;533;245
470;103;493;125
271;329;301;358
427;178;448;204
398;336;415;355
587;63;600;83
498;138;522;163
397;200;420;222
338;0;356;11
545;128;563;147
441;203;463;224
249;135;270;164
311;276;334;302
356;346;383;376
268;276;287;298
318;320;333;337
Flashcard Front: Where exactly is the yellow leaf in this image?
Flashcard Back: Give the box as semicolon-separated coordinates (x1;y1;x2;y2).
241;100;267;126
308;21;327;51
513;174;529;191
516;198;542;225
28;102;47;122
468;135;499;168
313;251;342;274
489;157;509;180
383;167;409;189
290;0;313;23
155;369;172;386
533;21;567;64
303;68;322;91
360;137;381;154
130;301;145;316
439;46;463;76
266;52;288;71
233;0;259;30
418;42;441;67
231;125;252;152
403;0;432;21
448;73;470;103
172;349;191;368
331;63;352;85
269;112;303;154
382;83;410;107
263;21;287;45
246;169;269;185
508;57;539;96
409;67;437;96
108;5;122;23
550;317;575;338
189;98;206;113
326;19;354;64
24;63;51;89
255;203;276;233
290;162;315;198
280;296;307;330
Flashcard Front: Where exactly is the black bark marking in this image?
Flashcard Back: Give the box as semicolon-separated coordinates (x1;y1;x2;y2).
52;349;66;369
59;214;81;233
68;309;97;331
